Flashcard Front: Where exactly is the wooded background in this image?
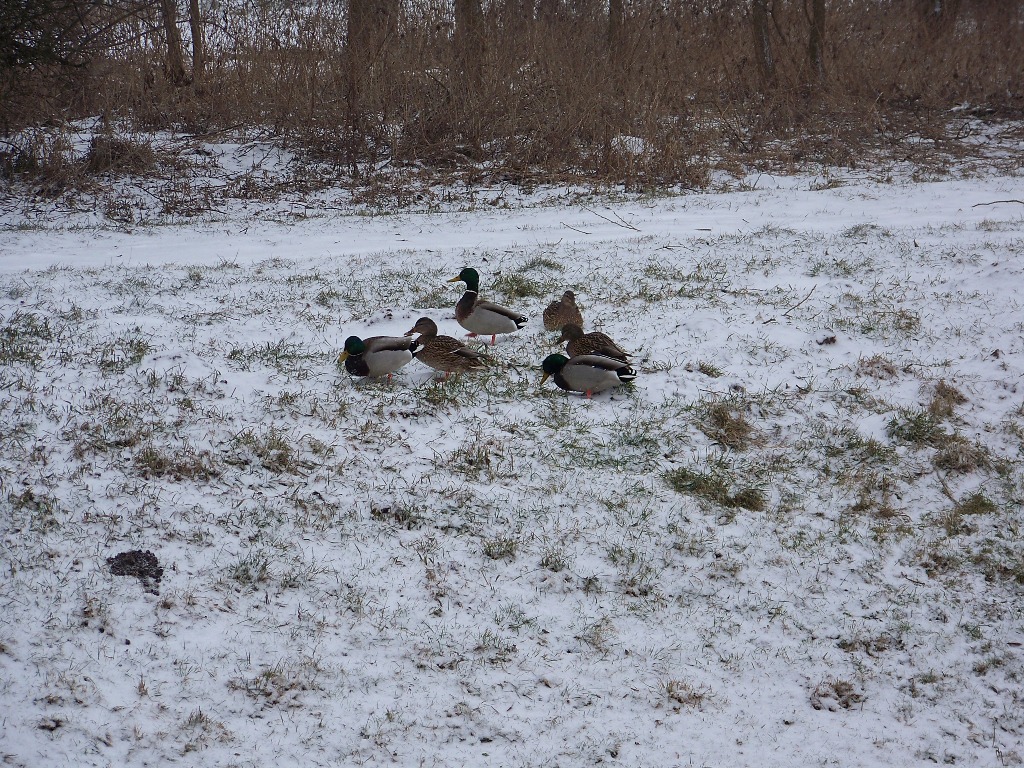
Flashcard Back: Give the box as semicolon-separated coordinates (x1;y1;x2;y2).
2;0;1021;185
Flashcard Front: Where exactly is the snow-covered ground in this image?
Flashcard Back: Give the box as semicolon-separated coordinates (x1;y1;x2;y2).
1;170;1023;767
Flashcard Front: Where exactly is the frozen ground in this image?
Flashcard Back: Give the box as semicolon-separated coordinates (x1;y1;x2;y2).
1;170;1023;767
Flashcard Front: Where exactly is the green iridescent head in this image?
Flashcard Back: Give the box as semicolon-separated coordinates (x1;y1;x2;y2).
339;335;366;362
540;353;569;384
447;267;480;291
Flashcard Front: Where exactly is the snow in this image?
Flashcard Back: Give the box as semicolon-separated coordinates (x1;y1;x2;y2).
1;167;1023;767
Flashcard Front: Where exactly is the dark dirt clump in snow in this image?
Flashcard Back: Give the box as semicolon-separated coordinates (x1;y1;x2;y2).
107;550;164;594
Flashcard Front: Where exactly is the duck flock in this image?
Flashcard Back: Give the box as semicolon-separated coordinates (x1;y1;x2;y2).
338;267;638;398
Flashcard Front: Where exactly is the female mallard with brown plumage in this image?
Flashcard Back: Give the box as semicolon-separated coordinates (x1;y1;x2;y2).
540;353;636;398
338;335;416;380
405;317;488;378
557;323;631;362
542;290;584;332
447;267;528;346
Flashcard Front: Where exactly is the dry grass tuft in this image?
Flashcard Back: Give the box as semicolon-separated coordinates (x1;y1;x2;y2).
932;437;990;474
857;355;899;380
810;679;865;711
701;402;757;451
928;380;968;419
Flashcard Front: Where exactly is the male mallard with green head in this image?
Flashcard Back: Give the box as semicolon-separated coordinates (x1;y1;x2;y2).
338;335;416;380
542;290;584;332
540;353;636;398
405;317;488;378
557;323;631;362
447;267;528;346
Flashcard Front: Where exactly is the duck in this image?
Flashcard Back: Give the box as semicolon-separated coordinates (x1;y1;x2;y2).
338;335;415;380
557;323;631;362
405;317;488;378
447;267;528;345
540;353;636;398
542;290;584;332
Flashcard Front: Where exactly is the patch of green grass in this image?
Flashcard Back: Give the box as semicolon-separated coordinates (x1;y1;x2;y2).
227;339;311;375
664;466;766;511
232;427;307;473
808;256;867;278
577;615;615;653
730;487;768;511
440;433;516;481
519;256;563;272
474;628;517;664
483;535;518;561
539;545;570;572
607;543;662;598
969;537;1024;585
410;284;450;308
492;271;545;300
371;502;425;529
9;488;61;532
886;408;948;447
954;492;997;517
822;425;897;465
65;393;155;458
661;679;710;710
98;327;152;373
842;223;889;240
315;288;343;307
134;443;220;481
228;551;272;586
0;311;55;366
229;657;323;703
847;473;904;521
696;361;724;378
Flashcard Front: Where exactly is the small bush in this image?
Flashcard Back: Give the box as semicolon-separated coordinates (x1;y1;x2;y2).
83;135;156;176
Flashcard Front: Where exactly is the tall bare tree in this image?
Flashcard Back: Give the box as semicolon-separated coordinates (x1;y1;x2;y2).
158;0;187;85
188;0;204;83
751;0;776;88
806;0;825;84
454;0;484;86
608;0;623;63
347;0;400;126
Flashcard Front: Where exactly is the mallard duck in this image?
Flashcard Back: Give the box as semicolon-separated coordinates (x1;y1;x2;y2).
447;267;528;345
338;335;415;379
540;353;636;398
405;317;488;378
543;290;584;332
557;323;631;362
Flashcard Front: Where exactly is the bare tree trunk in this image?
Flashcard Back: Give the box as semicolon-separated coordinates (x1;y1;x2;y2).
347;0;399;133
807;0;825;84
537;0;558;23
159;0;188;85
918;0;961;34
188;0;204;83
750;0;775;89
455;0;484;86
608;0;623;63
